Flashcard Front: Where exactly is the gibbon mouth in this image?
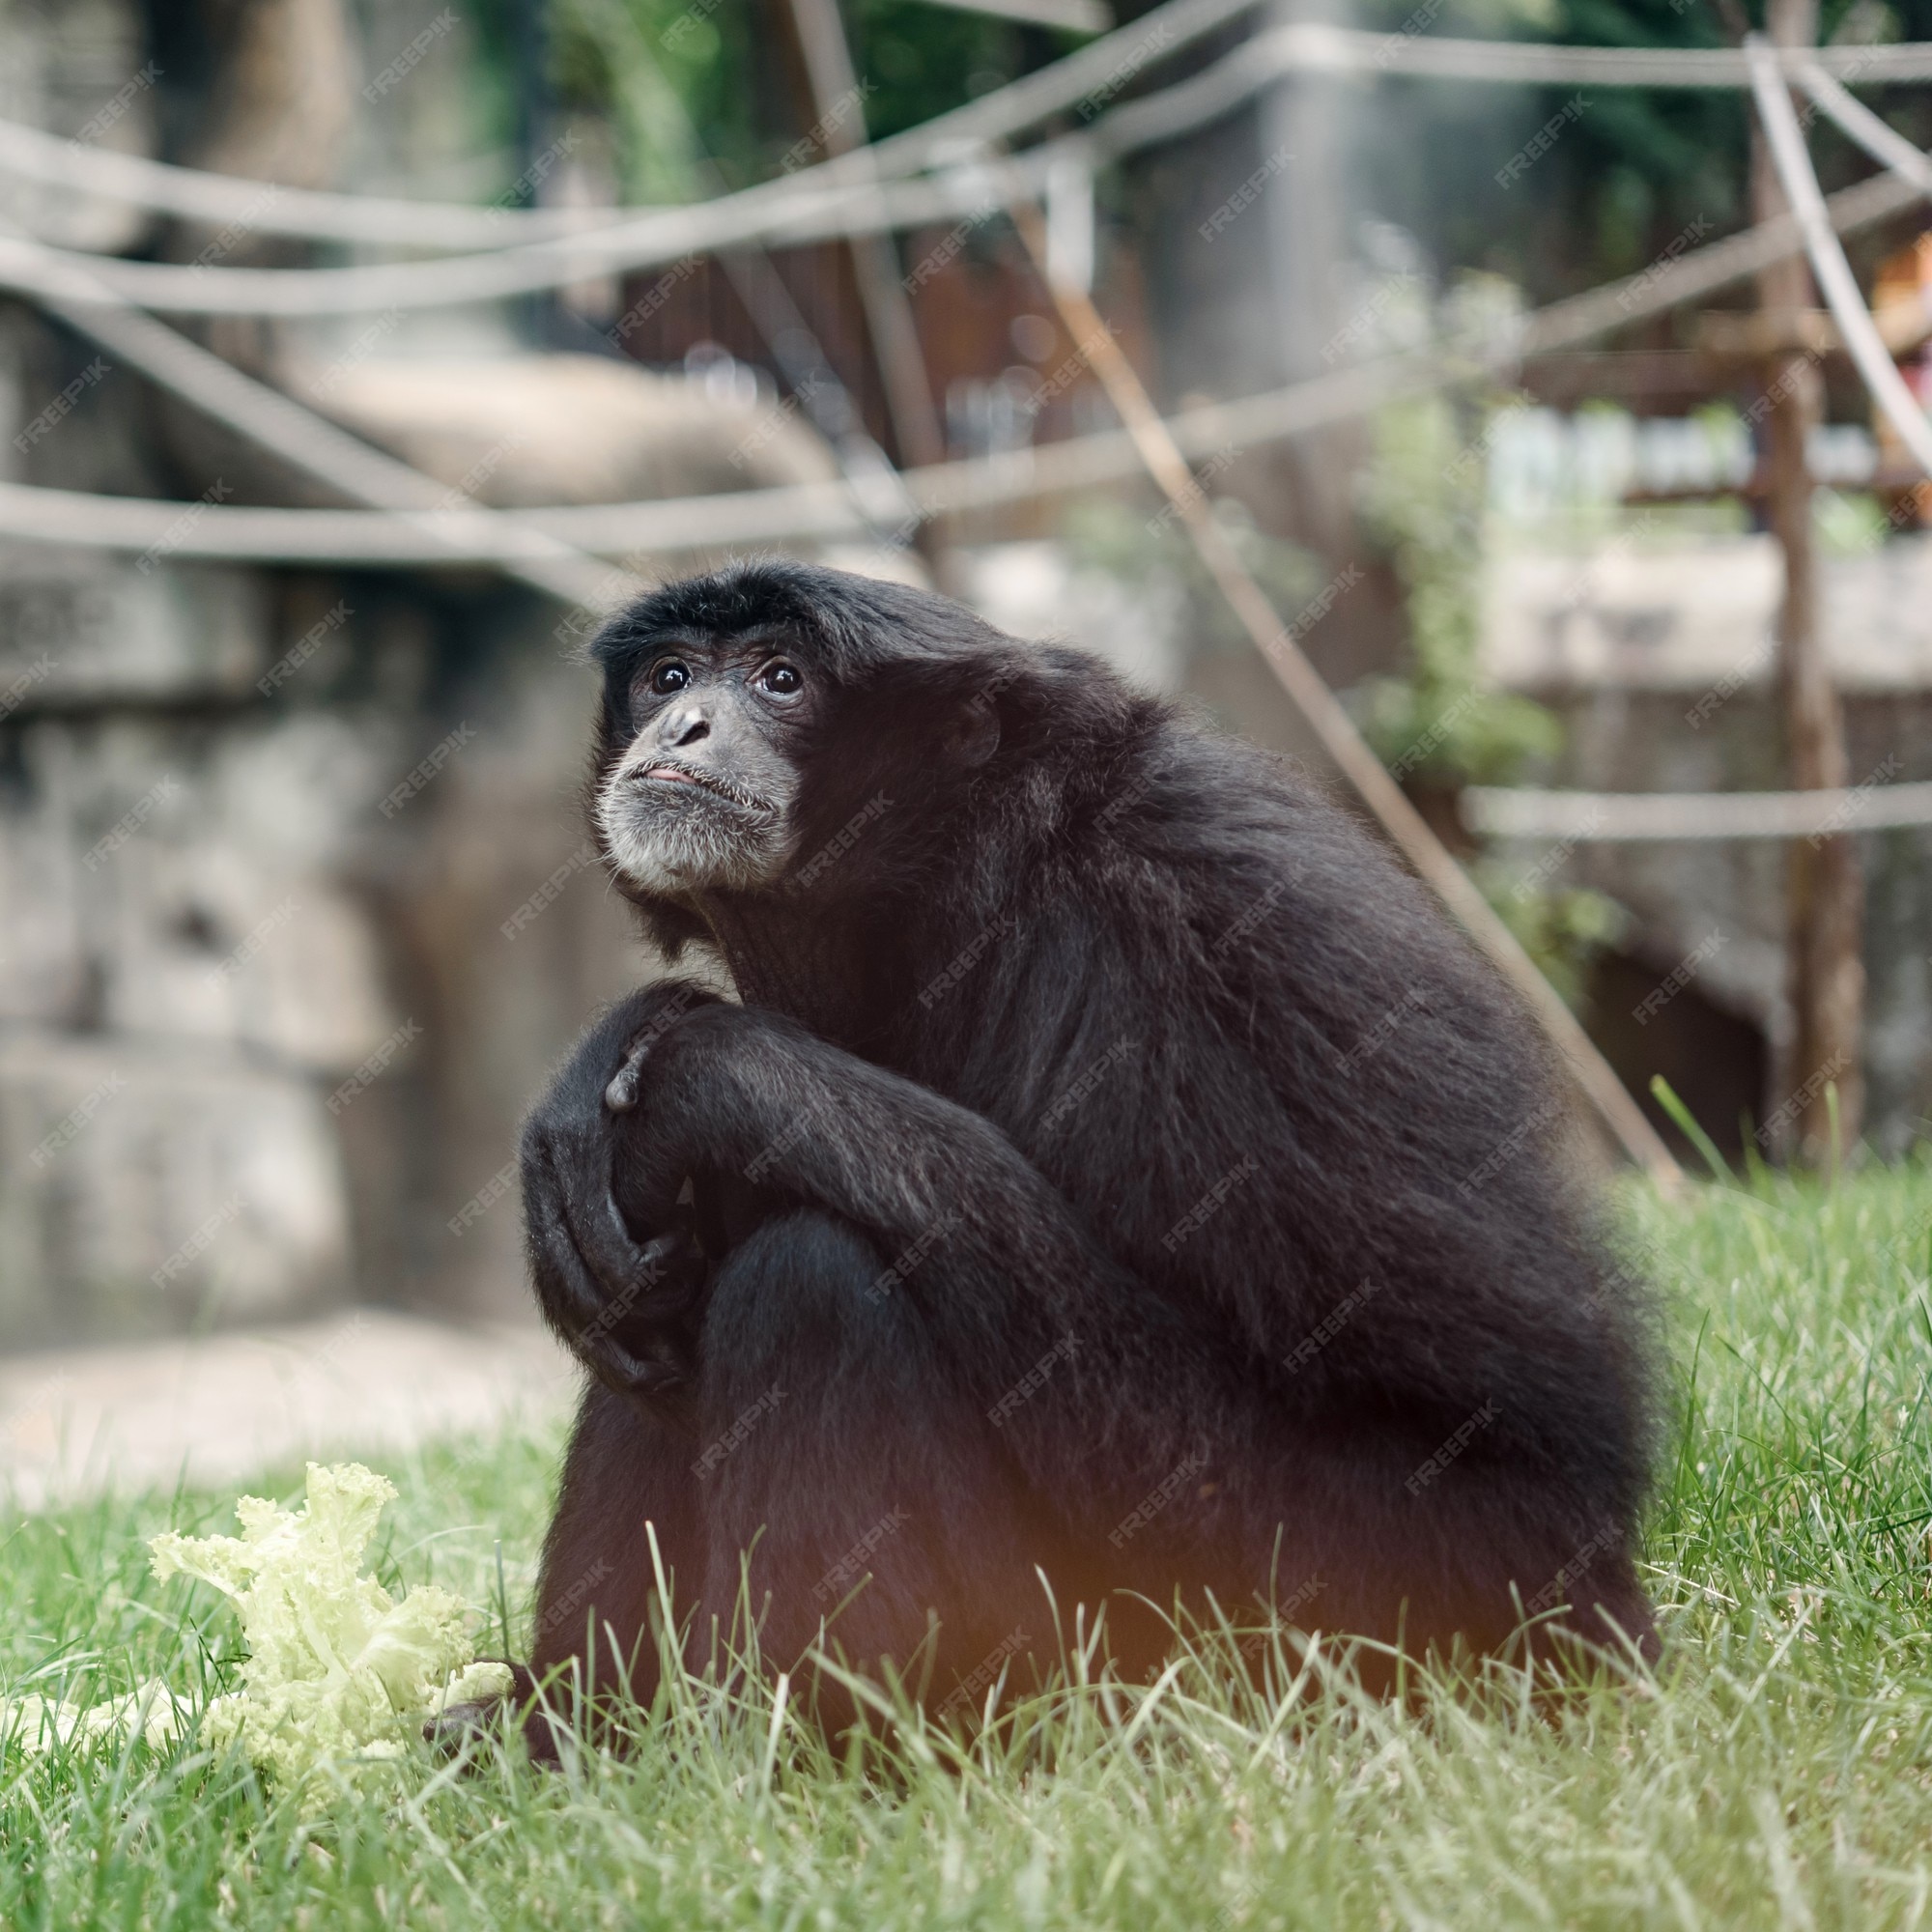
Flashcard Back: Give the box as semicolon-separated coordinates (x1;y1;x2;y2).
632;761;776;813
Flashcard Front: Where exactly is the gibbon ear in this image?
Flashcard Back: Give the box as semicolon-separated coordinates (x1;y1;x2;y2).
943;694;1001;768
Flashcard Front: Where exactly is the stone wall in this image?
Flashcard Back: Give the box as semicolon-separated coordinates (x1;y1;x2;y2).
0;539;659;1348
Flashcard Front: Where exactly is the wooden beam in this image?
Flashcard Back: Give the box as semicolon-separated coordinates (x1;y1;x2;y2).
1752;0;1865;1167
1693;298;1932;359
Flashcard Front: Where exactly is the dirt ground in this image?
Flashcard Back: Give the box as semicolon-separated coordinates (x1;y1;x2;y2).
0;1310;577;1510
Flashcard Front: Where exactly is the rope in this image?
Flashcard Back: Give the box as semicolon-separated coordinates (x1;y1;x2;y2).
0;228;633;609
1796;57;1932;197
0;0;1256;251
1747;36;1932;476
1092;24;1932;162
1258;22;1932;88
0;153;1050;318
4;22;1929;260
1011;192;1681;1180
1475;70;1932;860
1465;781;1932;839
12;30;1932;317
0;146;1917;563
0;473;865;560
1092;27;1932;183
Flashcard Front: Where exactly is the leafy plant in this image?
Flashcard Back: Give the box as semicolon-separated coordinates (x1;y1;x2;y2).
1473;852;1632;1007
1354;384;1562;790
1352;275;1628;1004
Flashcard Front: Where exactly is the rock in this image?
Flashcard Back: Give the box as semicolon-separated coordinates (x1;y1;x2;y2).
286;352;846;506
363;626;674;1320
0;544;267;705
0;708;401;1073
0;1031;351;1347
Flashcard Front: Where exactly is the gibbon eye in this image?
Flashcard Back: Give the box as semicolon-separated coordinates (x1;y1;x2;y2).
650;660;691;695
758;661;803;696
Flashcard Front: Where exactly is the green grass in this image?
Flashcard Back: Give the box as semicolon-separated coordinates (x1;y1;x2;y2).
9;1158;1932;1929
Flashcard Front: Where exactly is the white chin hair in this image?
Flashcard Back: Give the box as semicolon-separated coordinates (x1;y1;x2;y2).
597;783;790;895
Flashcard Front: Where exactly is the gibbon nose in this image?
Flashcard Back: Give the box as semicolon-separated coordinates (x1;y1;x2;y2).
661;705;711;749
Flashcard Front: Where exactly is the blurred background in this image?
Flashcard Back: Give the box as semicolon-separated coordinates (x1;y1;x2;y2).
1;0;1930;1387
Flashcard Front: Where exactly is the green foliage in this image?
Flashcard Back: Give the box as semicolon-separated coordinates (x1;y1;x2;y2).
478;0;1088;204
11;1165;1932;1923
1355;387;1562;789
1346;0;1932;305
1473;853;1631;1006
1355;330;1628;1008
847;0;1085;142
1346;0;1745;303
547;0;756;198
1815;488;1896;556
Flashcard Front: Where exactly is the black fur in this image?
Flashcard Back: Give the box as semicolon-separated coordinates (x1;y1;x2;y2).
519;558;1658;1721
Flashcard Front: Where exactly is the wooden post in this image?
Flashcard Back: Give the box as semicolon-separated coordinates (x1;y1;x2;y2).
1753;0;1865;1164
783;0;947;475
